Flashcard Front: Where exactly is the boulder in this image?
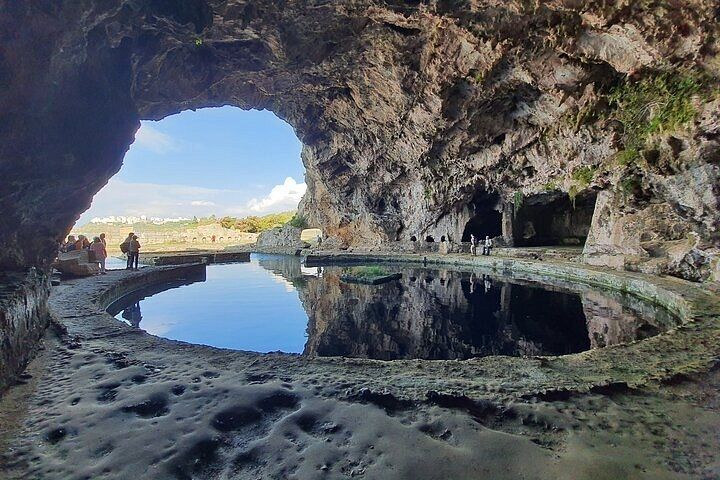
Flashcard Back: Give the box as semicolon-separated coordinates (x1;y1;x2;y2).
256;225;307;250
53;251;100;277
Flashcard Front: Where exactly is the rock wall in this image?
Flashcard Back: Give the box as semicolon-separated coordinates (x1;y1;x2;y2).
0;270;50;392
256;225;306;249
1;1;719;280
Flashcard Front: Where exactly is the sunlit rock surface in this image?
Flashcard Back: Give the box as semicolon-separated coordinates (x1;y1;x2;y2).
255;224;306;250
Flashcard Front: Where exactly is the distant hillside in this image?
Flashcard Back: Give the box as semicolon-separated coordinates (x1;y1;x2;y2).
71;211;299;253
219;211;296;232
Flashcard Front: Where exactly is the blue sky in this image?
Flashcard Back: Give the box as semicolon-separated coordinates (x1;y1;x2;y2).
78;106;305;224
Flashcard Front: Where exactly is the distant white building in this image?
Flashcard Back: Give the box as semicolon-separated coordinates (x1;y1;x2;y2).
90;215;191;225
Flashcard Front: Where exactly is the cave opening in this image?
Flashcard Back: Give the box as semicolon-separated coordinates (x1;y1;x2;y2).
511;192;597;247
73;106;306;249
461;191;503;242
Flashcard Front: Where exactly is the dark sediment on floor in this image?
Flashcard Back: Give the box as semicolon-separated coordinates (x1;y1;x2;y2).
1;255;719;479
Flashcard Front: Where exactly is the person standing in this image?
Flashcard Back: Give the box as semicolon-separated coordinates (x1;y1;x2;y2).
483;235;493;256
64;235;77;252
128;235;141;270
121;233;134;269
89;236;108;274
99;233;107;247
470;234;477;256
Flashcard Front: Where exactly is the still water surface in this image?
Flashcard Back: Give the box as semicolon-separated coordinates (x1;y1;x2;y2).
106;254;678;359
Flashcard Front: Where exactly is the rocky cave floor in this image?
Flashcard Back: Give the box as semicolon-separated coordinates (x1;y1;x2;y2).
1;261;719;480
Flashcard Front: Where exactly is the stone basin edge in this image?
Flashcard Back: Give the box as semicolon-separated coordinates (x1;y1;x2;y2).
52;254;720;402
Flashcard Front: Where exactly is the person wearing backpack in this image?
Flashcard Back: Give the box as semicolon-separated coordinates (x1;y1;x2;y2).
121;233;134;269
128;235;141;271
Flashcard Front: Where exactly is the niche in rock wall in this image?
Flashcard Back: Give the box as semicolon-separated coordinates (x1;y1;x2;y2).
511;192;597;247
461;191;503;242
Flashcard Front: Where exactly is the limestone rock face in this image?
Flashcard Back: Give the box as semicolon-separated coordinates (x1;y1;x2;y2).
0;270;50;391
256;225;305;249
1;1;719;280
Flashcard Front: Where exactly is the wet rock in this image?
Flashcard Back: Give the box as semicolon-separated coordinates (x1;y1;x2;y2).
211;406;263;432
169;437;221;480
171;385;186;396
256;391;299;412
121;394;170;418
348;388;414;413
45;427;67;444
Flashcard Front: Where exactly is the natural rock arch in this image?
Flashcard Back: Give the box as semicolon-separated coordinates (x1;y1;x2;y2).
2;1;719;281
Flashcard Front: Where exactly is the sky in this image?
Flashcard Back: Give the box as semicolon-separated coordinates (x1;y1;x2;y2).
78;106;305;224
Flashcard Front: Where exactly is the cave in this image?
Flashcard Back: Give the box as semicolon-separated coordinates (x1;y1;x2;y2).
461;192;503;242
2;2;720;478
511;192;597;247
0;2;715;280
462;209;503;242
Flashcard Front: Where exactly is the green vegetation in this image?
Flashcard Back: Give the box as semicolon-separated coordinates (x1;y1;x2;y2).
543;181;558;192
572;166;596;186
615;147;641;167
220;211;295;233
619;175;642;199
607;71;705;166
513;191;523;213
288;213;308;229
345;266;389;279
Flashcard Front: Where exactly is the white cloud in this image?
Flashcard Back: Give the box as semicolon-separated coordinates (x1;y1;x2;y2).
246;177;307;213
190;200;216;206
134;124;177;154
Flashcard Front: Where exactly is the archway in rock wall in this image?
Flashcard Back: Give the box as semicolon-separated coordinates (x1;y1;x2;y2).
511;192;598;248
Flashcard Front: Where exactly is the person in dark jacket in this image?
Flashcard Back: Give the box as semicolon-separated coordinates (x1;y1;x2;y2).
127;235;141;271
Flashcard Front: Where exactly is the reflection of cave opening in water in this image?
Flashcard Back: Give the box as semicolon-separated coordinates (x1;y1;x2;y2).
107;255;679;360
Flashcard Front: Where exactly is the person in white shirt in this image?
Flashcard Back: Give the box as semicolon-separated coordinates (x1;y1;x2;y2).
483;236;493;256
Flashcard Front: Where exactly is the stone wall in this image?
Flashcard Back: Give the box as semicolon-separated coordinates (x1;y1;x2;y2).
0;270;50;392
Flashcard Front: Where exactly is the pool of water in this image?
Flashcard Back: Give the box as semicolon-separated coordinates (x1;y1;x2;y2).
106;254;679;360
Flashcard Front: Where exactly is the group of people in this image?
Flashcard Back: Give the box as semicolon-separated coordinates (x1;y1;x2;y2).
469;234;493;256
60;233;109;274
59;231;141;273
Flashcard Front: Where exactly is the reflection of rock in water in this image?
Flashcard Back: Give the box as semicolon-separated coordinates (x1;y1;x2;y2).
255;254;305;279
581;291;671;348
250;259;679;360
299;268;592;360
